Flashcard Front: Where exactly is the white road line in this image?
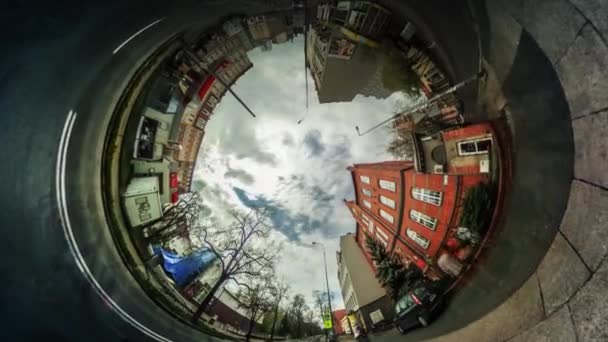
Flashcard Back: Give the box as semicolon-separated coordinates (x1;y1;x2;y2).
113;18;165;54
56;110;173;342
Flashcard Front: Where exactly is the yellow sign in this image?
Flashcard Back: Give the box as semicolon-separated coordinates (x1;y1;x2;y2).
322;310;333;329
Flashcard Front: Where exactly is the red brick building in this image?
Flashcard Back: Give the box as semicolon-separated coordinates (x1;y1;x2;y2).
345;123;495;279
332;309;347;335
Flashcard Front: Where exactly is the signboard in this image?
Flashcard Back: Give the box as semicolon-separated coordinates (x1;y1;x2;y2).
322;310;333;329
123;176;163;227
327;37;357;60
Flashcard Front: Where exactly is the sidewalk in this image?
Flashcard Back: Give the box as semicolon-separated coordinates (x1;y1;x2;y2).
101;33;235;340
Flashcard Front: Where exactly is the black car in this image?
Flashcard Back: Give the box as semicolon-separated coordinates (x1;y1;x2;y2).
393;286;445;334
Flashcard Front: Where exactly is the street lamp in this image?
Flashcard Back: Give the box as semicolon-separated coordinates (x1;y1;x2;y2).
311;241;335;339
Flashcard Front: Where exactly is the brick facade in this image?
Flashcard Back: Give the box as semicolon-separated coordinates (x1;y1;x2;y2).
345;124;495;279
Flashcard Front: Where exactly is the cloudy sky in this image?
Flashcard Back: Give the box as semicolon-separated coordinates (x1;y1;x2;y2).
192;36;415;309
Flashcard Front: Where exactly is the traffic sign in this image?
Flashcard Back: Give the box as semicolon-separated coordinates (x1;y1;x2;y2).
322;310;333;329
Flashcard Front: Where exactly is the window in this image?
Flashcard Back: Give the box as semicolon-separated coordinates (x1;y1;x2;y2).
379;179;396;192
374;232;388;247
410;210;437;230
407;229;430;249
379;195;396;209
362;188;372;197
360;175;370;184
412;188;443;206
361;214;370;227
375;227;389;242
363;200;371;209
457;138;492;156
379;209;394;224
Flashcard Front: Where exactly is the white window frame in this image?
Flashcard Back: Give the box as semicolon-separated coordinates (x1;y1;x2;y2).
410;210;437;230
457;137;492;156
379;209;394;224
361;213;370;227
363;200;371;209
407;229;430;249
379;195;396;209
412;188;443;206
374;231;388;247
362;188;372;197
375;227;389;241
359;175;371;184
379;179;396;192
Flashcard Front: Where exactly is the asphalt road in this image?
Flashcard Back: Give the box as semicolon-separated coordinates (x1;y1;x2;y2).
0;1;282;341
0;0;573;341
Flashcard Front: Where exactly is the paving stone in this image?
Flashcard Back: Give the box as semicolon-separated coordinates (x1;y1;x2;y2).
493;0;524;23
570;0;608;43
508;305;577;342
569;259;608;341
557;25;608;118
560;180;608;271
522;0;585;64
537;233;590;315
486;0;523;83
572;110;608;188
428;275;544;342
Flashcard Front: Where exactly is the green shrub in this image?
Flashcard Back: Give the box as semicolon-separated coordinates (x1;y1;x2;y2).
459;182;496;235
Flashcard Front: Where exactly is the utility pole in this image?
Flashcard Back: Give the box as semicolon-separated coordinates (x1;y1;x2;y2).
356;70;486;137
312;242;335;340
181;44;257;118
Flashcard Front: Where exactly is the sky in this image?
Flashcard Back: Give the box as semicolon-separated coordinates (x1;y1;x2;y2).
192;35;415;310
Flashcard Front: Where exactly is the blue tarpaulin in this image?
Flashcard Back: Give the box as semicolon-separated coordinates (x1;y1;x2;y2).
153;246;217;287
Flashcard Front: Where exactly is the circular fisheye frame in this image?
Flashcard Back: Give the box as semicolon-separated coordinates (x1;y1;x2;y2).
4;0;603;342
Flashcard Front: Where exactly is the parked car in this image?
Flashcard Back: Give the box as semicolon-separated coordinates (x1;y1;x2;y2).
393;286;445;334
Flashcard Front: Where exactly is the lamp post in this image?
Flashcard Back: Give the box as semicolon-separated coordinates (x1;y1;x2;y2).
311;241;335;339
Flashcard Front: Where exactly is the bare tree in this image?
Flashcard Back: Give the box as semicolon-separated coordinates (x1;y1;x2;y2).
143;192;203;243
190;207;279;322
237;274;274;340
386;127;415;161
269;278;290;341
312;290;329;340
289;294;309;338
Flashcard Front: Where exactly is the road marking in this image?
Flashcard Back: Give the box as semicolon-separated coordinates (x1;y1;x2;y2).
56;110;173;342
113;18;165;54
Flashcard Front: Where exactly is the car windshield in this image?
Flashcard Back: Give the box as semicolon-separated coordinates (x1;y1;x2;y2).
412;287;428;301
395;293;415;313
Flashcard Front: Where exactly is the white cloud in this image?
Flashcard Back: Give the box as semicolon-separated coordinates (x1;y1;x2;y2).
193;36;416;308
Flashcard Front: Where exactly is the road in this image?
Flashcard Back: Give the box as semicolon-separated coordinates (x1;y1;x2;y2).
0;1;282;341
0;0;573;341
